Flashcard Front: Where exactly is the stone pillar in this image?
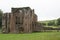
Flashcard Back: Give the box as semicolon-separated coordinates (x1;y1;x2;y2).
10;13;16;33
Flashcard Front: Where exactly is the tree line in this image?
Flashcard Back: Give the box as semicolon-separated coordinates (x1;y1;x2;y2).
41;18;60;26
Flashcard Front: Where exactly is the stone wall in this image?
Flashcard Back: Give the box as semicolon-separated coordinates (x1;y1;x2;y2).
2;13;11;33
2;7;43;33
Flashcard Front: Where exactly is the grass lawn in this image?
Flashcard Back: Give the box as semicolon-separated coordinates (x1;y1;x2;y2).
0;32;60;40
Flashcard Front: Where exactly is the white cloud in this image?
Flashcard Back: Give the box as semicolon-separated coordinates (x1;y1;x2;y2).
0;0;60;21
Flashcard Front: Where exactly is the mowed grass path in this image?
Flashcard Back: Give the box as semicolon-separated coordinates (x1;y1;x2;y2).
0;32;60;40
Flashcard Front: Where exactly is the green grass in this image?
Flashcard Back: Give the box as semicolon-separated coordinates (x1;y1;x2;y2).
0;32;60;40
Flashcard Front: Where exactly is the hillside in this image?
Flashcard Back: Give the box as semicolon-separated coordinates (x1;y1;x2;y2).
38;19;59;28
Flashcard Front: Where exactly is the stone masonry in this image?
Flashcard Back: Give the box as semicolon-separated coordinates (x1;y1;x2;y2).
2;7;43;33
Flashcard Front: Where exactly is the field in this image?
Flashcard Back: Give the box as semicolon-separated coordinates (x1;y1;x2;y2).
0;32;60;40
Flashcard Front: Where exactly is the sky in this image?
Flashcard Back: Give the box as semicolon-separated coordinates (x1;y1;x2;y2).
0;0;60;21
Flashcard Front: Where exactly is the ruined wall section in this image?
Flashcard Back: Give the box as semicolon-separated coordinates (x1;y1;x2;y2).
9;13;16;33
10;8;25;33
31;9;37;32
23;8;33;33
2;7;42;33
2;13;11;33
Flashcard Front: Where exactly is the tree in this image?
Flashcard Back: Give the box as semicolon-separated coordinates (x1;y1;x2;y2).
41;23;46;26
0;9;3;28
57;18;60;25
48;21;55;26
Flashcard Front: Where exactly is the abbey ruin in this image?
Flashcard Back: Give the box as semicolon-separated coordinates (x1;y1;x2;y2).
2;7;43;33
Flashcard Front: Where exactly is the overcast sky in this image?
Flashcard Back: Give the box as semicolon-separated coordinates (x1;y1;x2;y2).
0;0;60;21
